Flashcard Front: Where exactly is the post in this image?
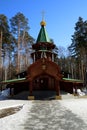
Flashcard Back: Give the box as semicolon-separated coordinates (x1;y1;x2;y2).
28;80;35;100
52;53;54;62
29;80;33;96
55;79;61;99
73;83;77;96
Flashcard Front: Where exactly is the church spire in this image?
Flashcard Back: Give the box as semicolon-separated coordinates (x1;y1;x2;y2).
36;13;51;43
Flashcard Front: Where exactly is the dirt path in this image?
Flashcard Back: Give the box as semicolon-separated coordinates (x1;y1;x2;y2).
0;105;23;118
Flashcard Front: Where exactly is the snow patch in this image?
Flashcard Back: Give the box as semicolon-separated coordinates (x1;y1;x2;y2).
0;88;10;100
59;99;87;124
0;100;33;130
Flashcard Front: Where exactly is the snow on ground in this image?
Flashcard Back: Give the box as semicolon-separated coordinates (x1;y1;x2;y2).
0;88;10;100
1;89;87;129
0;100;33;130
0;89;33;130
59;98;87;124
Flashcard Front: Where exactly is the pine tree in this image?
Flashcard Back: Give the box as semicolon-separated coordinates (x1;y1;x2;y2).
0;14;10;80
68;17;87;81
10;12;31;73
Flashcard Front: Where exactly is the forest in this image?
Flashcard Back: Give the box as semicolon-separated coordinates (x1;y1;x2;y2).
0;12;87;85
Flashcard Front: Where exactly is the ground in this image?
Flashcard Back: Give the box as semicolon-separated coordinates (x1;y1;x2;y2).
0;89;87;130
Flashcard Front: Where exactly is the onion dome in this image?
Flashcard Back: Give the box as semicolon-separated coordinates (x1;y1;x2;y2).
40;20;46;26
36;20;51;43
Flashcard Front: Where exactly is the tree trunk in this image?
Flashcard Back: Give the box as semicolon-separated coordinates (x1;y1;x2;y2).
0;30;2;80
17;23;20;73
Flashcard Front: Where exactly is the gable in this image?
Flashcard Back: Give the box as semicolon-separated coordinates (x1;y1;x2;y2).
27;58;62;80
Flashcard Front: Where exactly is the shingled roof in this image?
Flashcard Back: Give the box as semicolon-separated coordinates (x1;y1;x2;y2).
36;20;51;43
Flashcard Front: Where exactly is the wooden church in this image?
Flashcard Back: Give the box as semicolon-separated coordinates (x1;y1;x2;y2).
23;20;62;99
0;19;83;99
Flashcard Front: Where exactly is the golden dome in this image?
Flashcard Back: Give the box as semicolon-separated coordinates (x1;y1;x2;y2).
40;20;46;26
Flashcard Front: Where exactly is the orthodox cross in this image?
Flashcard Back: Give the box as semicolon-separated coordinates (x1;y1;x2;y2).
42;11;45;20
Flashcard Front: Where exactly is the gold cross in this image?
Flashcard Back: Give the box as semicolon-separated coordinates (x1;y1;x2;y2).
42;11;45;20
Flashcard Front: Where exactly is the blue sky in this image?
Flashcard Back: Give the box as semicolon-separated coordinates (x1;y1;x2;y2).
1;0;87;48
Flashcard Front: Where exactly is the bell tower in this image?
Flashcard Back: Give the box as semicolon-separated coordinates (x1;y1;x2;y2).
31;19;57;62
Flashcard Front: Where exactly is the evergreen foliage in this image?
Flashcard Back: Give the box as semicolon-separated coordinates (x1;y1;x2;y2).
0;12;34;80
68;17;87;82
